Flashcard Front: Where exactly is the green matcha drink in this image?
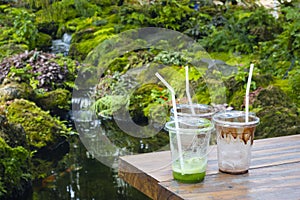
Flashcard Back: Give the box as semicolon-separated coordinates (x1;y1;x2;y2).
165;119;213;184
172;157;207;183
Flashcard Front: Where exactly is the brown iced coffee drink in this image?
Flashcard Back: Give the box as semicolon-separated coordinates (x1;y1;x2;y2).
212;111;259;174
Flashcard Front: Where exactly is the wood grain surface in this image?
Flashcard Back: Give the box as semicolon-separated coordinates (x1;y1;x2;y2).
118;134;300;200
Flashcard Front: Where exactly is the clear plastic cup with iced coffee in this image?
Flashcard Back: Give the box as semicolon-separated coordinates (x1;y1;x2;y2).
212;111;259;174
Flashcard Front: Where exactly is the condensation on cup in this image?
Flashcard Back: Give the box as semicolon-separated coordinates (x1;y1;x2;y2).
212;111;260;174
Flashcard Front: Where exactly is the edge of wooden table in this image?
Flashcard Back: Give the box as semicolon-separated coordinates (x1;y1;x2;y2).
119;134;300;199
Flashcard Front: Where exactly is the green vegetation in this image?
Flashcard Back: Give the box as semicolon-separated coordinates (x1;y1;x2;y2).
0;0;300;198
6;99;69;149
0;137;31;199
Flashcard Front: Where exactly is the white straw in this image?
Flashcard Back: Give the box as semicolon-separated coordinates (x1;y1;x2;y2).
185;66;195;115
155;72;185;173
245;64;254;123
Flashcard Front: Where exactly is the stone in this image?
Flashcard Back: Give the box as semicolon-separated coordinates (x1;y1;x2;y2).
0;81;33;102
0;114;27;148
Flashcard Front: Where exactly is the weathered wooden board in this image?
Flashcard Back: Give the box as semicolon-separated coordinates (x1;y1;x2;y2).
118;134;300;200
158;162;300;200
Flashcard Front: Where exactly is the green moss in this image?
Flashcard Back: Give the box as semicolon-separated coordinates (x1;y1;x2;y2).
36;88;71;112
69;33;113;61
35;32;52;51
256;106;300;139
253;85;294;109
35;0;78;22
65;18;93;34
71;27;97;43
66;15;117;60
210;52;253;67
0;43;28;62
0;115;28;148
0;137;31;199
129;84;170;121
6;99;69;149
229;89;245;110
252;74;273;88
0;82;33;103
29;158;52;180
36;21;59;38
107;56;129;73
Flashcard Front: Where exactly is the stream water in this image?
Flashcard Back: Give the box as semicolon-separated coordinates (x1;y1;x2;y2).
51;33;72;56
25;36;169;199
25;94;168;199
27;135;150;200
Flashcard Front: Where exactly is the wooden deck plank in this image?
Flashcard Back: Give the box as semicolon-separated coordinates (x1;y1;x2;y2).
159;162;300;200
118;134;300;199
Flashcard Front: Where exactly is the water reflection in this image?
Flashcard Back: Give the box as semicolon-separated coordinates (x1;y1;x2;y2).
28;94;168;199
29;135;151;200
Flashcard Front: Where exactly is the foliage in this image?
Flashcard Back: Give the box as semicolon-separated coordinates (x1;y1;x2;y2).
118;4;148;27
92;72;134;117
200;6;280;54
154;51;188;66
35;88;72;112
117;0;195;31
184;12;213;40
148;0;194;31
0;6;38;48
129;84;170;120
92;95;128;117
35;0;78;22
287;66;300;108
0;44;28;62
257;4;300;77
11;8;38;48
0;50;79;92
6;99;70;149
234;64;257;90
0;137;31;199
22;0;57;9
25;0;103;23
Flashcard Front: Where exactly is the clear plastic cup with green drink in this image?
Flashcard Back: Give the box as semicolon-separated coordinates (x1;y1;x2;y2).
165;118;214;183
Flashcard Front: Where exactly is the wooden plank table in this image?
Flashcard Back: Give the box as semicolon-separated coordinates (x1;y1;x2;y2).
118;134;300;199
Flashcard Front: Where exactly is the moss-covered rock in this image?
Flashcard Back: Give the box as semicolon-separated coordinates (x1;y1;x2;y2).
35;88;71;113
69;33;113;61
6;99;69;149
68;25;115;61
37;21;59;39
251;85;300;138
0;115;27;148
255;106;300;139
71;27;97;43
0;43;28;62
252;74;273;88
253;85;294;108
0;137;32;200
35;32;52;51
0;81;33;102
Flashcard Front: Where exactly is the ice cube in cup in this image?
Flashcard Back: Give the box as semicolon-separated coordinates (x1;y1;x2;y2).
212;111;259;174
